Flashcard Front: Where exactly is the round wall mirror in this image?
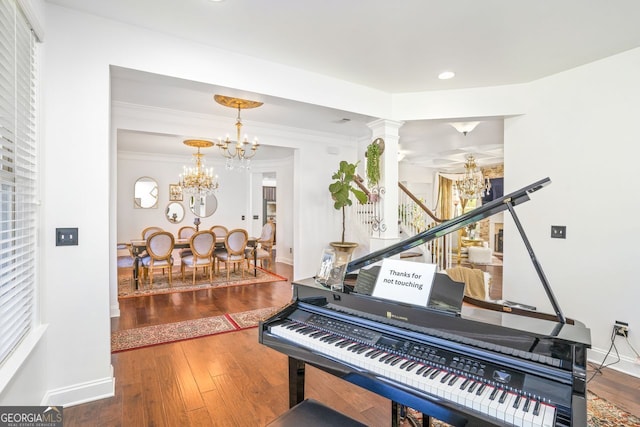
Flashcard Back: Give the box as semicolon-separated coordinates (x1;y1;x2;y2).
189;193;218;218
134;176;158;209
165;202;185;224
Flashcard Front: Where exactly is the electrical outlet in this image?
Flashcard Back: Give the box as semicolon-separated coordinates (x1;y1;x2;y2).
551;225;566;239
614;320;629;337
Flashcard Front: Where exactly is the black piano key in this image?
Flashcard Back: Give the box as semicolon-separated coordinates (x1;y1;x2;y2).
369;350;384;359
448;375;459;386
406;362;418;372
356;346;369;354
285;322;300;330
429;369;441;379
337;340;353;348
513;395;522;409
422;367;435;377
533;400;541;416
308;331;325;338
385;356;399;365
467;382;478;393
416;365;428;375
476;383;486;395
364;349;377;357
489;387;499;400
440;372;452;383
399;360;412;369
460;378;471;390
523;398;531;413
390;357;403;366
379;353;394;363
347;343;361;351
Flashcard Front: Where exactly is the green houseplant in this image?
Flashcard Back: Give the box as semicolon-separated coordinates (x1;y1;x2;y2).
365;142;381;187
329;160;368;244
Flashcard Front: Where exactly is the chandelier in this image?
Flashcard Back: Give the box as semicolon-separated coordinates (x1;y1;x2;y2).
178;139;219;195
214;95;263;170
455;154;491;200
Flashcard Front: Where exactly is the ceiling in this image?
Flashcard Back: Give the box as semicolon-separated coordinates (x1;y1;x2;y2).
47;0;640;171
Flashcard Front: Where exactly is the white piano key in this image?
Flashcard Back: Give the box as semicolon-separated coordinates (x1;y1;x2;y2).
270;322;559;427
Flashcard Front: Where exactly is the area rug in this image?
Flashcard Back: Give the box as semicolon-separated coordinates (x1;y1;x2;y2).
118;267;288;299
406;390;640;426
111;306;280;352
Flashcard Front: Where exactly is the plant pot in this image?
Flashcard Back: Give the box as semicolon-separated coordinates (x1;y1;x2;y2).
329;242;359;266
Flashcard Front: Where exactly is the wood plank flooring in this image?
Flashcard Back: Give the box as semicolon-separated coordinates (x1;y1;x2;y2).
64;263;640;426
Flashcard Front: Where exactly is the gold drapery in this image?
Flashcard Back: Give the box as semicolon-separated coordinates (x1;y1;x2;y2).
437;175;454;221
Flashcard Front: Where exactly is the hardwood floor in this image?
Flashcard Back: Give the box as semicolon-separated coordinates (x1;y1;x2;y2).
64;263;640;426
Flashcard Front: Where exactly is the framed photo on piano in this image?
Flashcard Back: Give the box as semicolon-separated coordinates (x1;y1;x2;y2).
315;247;347;291
315;248;335;286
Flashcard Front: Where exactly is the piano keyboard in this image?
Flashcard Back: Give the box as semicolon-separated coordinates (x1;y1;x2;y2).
270;320;558;427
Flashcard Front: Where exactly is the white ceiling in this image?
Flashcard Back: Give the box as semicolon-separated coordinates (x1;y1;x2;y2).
48;0;640;171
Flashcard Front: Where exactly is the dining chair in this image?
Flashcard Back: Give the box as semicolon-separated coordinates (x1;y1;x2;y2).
141;226;163;239
137;226;164;261
140;231;175;288
178;226;197;257
210;225;228;240
246;221;275;270
181;230;216;285
215;228;248;280
117;242;135;269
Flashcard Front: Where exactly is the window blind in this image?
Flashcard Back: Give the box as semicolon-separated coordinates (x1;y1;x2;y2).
0;0;37;368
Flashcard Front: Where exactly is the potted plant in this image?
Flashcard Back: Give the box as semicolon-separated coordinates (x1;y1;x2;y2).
328;160;368;249
365;140;382;187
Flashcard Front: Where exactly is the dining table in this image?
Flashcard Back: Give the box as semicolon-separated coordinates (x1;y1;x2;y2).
129;235;258;290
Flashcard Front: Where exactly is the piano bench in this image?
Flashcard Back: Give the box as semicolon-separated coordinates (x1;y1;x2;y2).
266;399;367;427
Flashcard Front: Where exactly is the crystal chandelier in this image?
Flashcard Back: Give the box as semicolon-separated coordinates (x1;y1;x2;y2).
455;154;491;200
214;95;263;170
178;139;219;195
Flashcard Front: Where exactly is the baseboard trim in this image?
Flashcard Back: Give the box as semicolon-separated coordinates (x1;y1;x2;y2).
588;347;640;379
42;366;115;407
110;303;120;318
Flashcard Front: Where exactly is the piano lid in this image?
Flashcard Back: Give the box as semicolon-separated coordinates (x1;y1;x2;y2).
346;177;569;324
347;177;550;273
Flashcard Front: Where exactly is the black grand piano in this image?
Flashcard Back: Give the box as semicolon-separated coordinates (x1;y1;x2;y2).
259;178;591;426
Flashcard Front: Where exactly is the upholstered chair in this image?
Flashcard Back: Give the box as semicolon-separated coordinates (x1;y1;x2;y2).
140;231;175;288
210;225;228;241
141;226;163;239
178;226;197;258
215;228;248;280
246;221;275;270
181;230;216;285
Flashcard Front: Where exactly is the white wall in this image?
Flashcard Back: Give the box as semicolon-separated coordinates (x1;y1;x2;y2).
3;3;365;406
118;153;253;241
6;1;639;408
502;48;640;377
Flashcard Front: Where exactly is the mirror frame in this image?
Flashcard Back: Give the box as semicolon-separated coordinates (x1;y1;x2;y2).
134;176;159;209
189;193;218;218
165;202;185;224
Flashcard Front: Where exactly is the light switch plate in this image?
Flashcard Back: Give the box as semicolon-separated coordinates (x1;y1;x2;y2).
550;225;566;239
56;228;78;246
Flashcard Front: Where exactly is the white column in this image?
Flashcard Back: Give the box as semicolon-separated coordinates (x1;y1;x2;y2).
366;119;404;249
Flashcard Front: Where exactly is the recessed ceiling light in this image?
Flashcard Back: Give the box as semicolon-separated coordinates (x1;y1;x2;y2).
438;71;455;80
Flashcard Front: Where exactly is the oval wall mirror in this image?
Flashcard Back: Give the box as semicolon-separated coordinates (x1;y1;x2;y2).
134;176;159;209
165;202;185;224
189;193;218;218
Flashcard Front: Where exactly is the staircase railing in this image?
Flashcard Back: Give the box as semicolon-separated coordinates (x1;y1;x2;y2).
397;182;452;269
349;176;453;270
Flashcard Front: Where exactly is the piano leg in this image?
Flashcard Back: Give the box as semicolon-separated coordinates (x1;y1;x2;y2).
392;401;400;427
288;357;306;408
